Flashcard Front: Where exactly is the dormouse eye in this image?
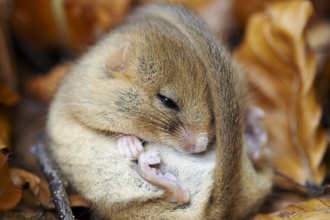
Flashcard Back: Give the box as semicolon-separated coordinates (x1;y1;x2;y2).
157;94;180;111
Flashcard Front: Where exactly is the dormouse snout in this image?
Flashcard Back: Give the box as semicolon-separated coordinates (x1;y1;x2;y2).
183;131;209;153
194;132;209;153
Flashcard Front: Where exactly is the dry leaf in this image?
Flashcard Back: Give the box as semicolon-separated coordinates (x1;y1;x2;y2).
0;8;19;106
233;0;279;28
0;0;18;91
63;0;131;52
68;194;90;208
0;107;13;150
233;0;328;191
254;186;330;219
0;152;22;211
9;0;131;53
233;0;330;28
0;79;19;106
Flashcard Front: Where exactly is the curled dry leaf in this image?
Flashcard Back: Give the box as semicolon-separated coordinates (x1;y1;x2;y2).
233;0;330;28
233;0;328;191
0;152;22;211
254;185;330;219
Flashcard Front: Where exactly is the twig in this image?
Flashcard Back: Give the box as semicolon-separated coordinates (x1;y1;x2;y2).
31;135;74;220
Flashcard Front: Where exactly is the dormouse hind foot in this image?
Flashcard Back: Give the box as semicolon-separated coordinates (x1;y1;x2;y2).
138;151;190;204
117;135;144;159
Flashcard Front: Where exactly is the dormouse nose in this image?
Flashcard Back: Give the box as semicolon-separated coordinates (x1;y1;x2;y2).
183;131;209;153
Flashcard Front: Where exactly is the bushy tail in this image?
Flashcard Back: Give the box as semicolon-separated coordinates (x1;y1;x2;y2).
134;4;245;218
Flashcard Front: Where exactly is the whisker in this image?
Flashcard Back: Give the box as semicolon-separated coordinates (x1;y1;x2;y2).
142;103;183;134
170;110;187;132
105;132;131;141
138;111;182;135
138;116;172;134
56;98;185;138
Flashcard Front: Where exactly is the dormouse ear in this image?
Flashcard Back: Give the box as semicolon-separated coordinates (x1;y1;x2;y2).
104;42;135;78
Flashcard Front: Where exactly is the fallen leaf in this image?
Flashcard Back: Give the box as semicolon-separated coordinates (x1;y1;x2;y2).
0;151;22;211
233;0;279;28
7;169;55;211
0;106;13;150
233;0;328;191
254;185;330;219
68;194;90;208
0;0;18;93
233;0;330;28
9;0;131;53
0;79;19;106
63;0;131;52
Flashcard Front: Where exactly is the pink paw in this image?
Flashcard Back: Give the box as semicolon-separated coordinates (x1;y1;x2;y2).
117;135;143;159
138;151;190;204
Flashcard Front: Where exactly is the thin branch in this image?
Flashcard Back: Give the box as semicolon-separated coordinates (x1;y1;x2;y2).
31;135;74;220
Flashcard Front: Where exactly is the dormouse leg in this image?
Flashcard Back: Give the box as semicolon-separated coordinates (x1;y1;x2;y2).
117;135;144;159
138;151;190;205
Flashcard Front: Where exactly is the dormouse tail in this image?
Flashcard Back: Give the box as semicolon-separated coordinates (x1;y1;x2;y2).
133;3;245;218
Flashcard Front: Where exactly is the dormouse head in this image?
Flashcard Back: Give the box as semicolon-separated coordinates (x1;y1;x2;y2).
67;27;214;154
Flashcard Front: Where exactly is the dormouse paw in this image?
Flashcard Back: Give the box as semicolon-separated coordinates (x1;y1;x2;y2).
117;135;143;159
138;151;190;205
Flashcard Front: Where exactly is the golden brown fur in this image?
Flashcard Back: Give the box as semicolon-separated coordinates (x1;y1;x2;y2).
46;3;273;219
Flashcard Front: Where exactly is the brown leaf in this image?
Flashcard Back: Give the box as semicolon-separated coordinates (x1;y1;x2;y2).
0;152;22;211
255;186;330;219
0;0;18;94
0;79;19;106
233;0;279;28
8;168;55;210
68;194;90;208
233;0;328;191
233;0;330;28
10;0;131;53
0;107;12;150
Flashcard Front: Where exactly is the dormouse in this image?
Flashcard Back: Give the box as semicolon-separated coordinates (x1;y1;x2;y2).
46;3;273;219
